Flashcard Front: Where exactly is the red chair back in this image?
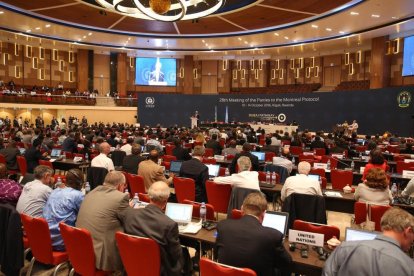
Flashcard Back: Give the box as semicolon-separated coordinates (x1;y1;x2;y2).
206;180;232;214
204;148;214;157
174;177;195;203
396;161;414;174
183;199;215;221
354;202;367;224
310;168;326;178
330;169;353;190
0;154;6;164
202;158;217;165
219;167;226;176
313;148;326;156
200;258;257;276
293;220;340;242
17;156;27;176
126;174;146;196
163;154;177;162
39;159;54;169
264;152;275;162
231;209;243;220
59;223;102;276
290;146;303;155
320;177;327;190
115;232;160;276
165;145;176;155
371;205;391;231
355;145;367;152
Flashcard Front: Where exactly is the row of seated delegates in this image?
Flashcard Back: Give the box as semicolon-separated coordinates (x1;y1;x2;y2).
355;168;393;205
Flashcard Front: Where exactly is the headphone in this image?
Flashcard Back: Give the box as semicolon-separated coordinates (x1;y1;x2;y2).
67;169;84;188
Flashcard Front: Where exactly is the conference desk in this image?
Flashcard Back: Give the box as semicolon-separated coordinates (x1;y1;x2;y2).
250;123;298;134
52;159;90;173
179;228;325;276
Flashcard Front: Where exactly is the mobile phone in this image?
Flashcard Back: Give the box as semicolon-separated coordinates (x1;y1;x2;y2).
300;249;308;258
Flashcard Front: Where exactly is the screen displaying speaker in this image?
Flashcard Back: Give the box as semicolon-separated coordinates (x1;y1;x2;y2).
135;57;176;86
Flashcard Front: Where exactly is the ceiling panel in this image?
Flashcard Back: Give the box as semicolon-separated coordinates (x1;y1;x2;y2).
114;17;177;34
260;0;353;14
176;17;243;35
1;0;75;10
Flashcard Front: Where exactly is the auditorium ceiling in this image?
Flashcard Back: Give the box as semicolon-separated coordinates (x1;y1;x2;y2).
0;0;413;56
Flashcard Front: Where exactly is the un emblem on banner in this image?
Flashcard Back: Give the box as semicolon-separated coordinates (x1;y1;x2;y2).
397;91;411;108
145;97;155;105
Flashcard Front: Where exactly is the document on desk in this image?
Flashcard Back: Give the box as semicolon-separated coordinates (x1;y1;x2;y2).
324;191;343;197
179;220;202;234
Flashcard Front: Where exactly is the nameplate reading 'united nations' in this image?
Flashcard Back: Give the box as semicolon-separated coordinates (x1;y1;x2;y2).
288;230;324;247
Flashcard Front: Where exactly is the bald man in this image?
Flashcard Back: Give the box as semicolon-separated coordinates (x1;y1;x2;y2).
91;142;114;171
138;150;174;191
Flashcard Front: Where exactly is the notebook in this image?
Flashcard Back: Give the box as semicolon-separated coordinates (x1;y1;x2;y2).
50;148;62;158
251;151;265;161
262;211;289;236
345;227;378;241
165;203;193;225
206;164;220;178
169;160;183;174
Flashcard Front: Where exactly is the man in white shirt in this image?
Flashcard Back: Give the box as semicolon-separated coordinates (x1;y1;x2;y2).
16;165;54;217
272;147;293;174
281;161;322;201
213;156;260;190
91;142;115;171
120;138;133;155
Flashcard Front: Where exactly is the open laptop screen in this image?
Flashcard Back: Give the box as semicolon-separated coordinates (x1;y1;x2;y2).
345;228;378;241
308;174;321;182
165;203;193;224
169;160;183;174
251;151;265;161
50;148;62;158
206;164;220;178
262;211;289;236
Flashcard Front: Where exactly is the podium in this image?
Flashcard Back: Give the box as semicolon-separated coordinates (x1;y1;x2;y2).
190;116;198;129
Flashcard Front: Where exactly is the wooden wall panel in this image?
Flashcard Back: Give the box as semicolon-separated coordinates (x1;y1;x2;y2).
117;53;127;96
93;54;110;96
370;36;391;89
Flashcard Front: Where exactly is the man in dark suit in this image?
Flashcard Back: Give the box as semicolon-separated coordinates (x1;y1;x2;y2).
24;139;48;174
179;145;209;203
261;137;279;155
62;132;77;153
123;181;184;276
122;144;146;174
216;192;292;276
172;139;191;161
229;143;259;174
205;134;222;155
310;136;326;150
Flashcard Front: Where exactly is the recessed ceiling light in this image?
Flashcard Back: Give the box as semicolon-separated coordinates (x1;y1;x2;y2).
26;30;31;33
0;11;4;15
311;25;318;28
88;32;93;36
326;28;332;31
284;36;289;40
45;24;51;28
350;12;359;15
35;27;40;30
238;37;242;41
83;36;86;39
371;14;380;18
274;33;279;36
202;40;205;43
244;41;248;44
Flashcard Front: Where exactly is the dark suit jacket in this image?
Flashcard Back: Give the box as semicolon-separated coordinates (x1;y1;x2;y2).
310;140;326;150
205;140;222;155
24;147;45;174
172;146;191;161
229;152;260;174
62;137;77;153
123;204;183;276
0;147;20;170
179;158;209;203
216;215;292;276
122;154;146;175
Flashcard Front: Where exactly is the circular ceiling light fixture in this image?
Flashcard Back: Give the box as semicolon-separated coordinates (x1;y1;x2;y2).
95;0;224;22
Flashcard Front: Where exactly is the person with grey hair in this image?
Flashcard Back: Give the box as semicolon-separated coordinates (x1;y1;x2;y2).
280;161;322;201
76;171;129;272
16;165;54;217
323;207;414;275
122;143;146;174
213;156;260;190
91;142;115;171
123;181;184;276
179;145;209;202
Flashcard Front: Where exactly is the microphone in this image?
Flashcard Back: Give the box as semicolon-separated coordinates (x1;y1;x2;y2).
329;156;352;169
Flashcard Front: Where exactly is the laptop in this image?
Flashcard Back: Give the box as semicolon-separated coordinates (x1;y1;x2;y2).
50;148;62;158
262;211;289;237
345;227;379;241
19;148;26;155
169;160;183;174
165;203;193;225
206;164;220;179
308;174;321;182
251;151;265;162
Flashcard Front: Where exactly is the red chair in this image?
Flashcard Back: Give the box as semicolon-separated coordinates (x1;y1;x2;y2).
264;152;275;162
313;148;326;156
165;145;176;155
163;154;177;162
293;220;340;242
330;169;353;190
355;145;367;152
0;154;5;164
138;193;150;203
65;152;74;159
396;161;414;174
202;158;217;164
200;257;256;276
17;155;27;176
183;199;215;221
115;232;160;276
320;177;327;190
126;174;146;196
39;159;54;169
204;148;214;157
226;154;235;160
354;202;367;225
290;146;303;155
371;204;391;231
321;155;338;169
219;167;226;176
174;177;195;203
59;223;108;276
206;180;232;217
310;168;326;178
20;214;68;276
231;209;243;220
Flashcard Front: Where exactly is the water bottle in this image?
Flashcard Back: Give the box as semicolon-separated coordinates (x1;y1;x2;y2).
271;172;276;185
200;202;207;222
225;167;230;176
350;161;355;170
133;193;140;207
124;189;130;198
55;177;62;189
359;152;362;159
326;159;331;170
85;182;90;194
391;183;398;197
224;152;228;160
266;171;271;184
85;153;89;161
292;156;295;165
